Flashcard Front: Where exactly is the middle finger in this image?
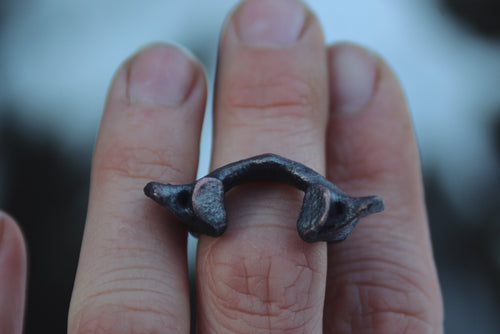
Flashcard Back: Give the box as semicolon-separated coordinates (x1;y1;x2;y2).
197;0;329;332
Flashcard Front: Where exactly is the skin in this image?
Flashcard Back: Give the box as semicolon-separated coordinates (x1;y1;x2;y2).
0;0;443;333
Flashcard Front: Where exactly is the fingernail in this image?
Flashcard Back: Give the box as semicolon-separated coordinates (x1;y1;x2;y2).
235;0;306;46
128;44;197;107
330;43;378;113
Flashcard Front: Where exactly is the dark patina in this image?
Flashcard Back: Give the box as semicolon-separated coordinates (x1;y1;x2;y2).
144;153;384;243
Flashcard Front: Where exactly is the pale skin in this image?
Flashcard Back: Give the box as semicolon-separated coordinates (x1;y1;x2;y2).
0;0;444;333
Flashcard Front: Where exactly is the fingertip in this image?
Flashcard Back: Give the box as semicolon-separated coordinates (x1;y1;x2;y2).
127;43;202;107
326;42;417;195
233;0;307;46
328;42;379;115
94;42;208;186
328;42;408;118
107;43;206;108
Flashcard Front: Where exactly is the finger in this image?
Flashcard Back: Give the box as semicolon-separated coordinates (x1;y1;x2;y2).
68;44;207;334
323;43;443;333
0;212;27;334
196;0;329;332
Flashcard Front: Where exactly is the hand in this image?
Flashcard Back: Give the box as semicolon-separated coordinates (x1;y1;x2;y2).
1;0;444;332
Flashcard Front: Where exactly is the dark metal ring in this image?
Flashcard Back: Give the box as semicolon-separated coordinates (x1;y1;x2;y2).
144;153;384;243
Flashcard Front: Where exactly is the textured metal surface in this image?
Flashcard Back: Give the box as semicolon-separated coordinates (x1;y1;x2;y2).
144;153;384;243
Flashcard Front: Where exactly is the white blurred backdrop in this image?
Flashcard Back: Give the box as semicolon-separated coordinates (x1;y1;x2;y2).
1;0;499;333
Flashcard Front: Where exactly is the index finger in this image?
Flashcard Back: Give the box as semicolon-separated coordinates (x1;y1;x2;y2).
68;44;207;334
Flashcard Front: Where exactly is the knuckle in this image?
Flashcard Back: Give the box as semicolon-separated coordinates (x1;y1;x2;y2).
70;301;184;334
223;73;321;124
95;142;187;184
200;244;323;331
69;261;189;334
328;119;417;190
327;266;441;333
329;137;395;186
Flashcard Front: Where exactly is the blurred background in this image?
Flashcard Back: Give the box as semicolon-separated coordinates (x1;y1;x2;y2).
1;0;499;332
